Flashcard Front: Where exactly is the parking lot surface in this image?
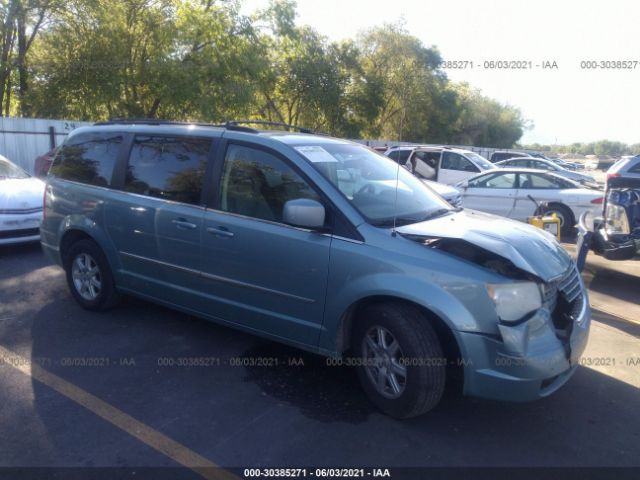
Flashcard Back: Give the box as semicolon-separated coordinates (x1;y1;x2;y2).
1;242;639;476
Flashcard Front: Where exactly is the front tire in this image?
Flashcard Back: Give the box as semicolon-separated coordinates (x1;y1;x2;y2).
353;303;446;418
64;239;120;311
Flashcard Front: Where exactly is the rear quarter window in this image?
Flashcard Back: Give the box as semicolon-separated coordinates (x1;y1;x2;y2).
50;132;123;186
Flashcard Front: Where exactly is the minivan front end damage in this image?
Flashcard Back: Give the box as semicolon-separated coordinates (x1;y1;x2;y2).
397;210;591;401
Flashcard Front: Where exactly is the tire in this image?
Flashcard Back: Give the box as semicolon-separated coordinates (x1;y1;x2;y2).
353;303;446;419
64;239;120;311
545;203;575;236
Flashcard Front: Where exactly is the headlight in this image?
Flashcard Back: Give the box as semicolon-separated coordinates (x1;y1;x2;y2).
605;203;630;235
486;282;542;323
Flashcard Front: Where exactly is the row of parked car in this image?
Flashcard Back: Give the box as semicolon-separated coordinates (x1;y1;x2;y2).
382;145;603;235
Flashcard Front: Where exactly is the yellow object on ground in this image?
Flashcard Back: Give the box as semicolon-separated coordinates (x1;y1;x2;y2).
528;213;561;240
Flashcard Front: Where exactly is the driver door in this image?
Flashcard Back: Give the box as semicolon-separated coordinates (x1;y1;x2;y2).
199;143;332;347
461;172;518;217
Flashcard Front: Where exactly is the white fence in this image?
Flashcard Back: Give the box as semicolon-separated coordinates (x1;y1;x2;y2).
1;116;540;174
0;117;91;174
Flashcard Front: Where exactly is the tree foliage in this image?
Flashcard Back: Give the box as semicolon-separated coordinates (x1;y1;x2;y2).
1;0;529;147
522;140;640;156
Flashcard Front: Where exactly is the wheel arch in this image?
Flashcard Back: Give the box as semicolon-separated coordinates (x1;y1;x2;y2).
335;295;464;388
58;221;120;274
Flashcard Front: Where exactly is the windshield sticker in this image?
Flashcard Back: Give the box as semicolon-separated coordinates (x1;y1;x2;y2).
295;146;338;163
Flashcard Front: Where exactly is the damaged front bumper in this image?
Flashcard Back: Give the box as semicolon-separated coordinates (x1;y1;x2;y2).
577;212;639;269
459;267;591;402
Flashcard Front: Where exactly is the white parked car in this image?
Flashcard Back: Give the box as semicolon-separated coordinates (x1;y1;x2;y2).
385;146;496;185
0;155;45;245
455;168;604;234
422;179;462;207
495;157;598;186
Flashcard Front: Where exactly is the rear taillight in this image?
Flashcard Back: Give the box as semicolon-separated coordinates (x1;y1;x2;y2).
590;197;604;204
607;173;621;180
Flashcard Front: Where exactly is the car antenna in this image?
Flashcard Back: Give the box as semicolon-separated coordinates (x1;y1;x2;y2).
391;99;407;237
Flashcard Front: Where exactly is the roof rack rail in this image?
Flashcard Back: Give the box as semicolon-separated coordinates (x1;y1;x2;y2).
95;118;259;133
94;118;322;134
225;120;319;134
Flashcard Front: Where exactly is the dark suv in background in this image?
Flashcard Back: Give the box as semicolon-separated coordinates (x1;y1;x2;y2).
577;155;640;267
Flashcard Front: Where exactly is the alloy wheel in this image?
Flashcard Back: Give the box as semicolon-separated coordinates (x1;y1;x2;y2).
71;253;102;301
362;326;407;399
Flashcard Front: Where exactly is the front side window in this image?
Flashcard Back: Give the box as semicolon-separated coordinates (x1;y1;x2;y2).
50;132;123;186
441;152;479;172
463;152;494;171
468;172;517;189
295;142;453;226
124;135;210;205
220;144;320;223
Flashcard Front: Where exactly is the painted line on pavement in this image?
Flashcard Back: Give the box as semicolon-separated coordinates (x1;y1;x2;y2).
0;344;238;480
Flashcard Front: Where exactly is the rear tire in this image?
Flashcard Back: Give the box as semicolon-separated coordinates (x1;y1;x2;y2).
353;303;446;418
545;203;575;236
64;239;120;311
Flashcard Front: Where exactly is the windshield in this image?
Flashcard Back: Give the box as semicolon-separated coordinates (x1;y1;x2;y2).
295;143;454;226
0;157;29;179
464;152;495;170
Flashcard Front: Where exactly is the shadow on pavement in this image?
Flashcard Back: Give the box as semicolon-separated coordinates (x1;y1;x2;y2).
21;294;640;467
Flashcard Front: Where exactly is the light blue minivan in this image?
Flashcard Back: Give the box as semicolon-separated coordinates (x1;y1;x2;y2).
41;121;591;418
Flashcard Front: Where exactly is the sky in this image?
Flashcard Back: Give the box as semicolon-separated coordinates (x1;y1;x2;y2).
242;0;640;145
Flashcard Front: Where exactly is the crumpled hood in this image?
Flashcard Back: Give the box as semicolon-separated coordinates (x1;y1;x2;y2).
397;209;573;282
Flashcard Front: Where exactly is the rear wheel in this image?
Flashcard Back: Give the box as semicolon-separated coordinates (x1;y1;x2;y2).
353;303;446;418
64;239;120;311
544;203;575;236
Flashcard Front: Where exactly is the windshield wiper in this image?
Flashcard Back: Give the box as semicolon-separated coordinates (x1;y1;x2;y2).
373;209;453;228
420;208;454;221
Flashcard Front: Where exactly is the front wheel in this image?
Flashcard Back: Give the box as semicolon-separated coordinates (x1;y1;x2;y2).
353;303;446;418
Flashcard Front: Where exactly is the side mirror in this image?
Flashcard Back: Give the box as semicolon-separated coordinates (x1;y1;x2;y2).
458;180;469;189
283;198;325;229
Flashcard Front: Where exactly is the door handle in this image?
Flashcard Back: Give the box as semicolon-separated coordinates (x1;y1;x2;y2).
172;218;197;230
207;226;234;238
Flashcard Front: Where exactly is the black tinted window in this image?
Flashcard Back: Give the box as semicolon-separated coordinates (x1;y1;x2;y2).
124;136;210;205
629;161;640;173
220;144;320;223
388;150;411;163
50;132;122;186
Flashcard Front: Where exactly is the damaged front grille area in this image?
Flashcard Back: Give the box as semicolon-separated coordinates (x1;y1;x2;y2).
546;266;584;358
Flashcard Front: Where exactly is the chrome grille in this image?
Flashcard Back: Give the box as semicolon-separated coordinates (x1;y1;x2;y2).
558;266;582;304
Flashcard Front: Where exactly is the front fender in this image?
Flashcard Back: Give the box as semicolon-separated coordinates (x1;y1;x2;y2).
319;240;499;353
